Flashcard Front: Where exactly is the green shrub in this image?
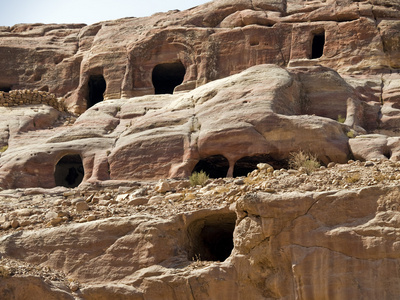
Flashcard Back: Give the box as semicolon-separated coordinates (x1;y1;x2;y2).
288;151;320;175
0;145;8;153
347;131;355;138
337;115;346;123
189;171;209;187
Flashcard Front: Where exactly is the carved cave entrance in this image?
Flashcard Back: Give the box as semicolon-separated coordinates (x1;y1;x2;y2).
54;154;84;188
233;154;287;177
311;31;325;59
152;61;185;94
192;155;230;178
88;75;106;108
187;212;236;262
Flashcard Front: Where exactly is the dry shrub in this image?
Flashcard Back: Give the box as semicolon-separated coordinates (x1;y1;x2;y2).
189;171;209;187
374;173;387;182
288;151;320;174
346;173;361;183
0;266;10;278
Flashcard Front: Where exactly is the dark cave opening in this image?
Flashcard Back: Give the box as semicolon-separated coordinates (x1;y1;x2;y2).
88;75;106;108
233;154;287;177
0;86;11;93
187;213;236;262
383;149;392;159
152;61;186;94
54;154;84;188
192;155;230;178
311;32;325;59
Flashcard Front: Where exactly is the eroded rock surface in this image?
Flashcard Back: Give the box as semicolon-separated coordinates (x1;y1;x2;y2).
0;0;398;114
2;160;400;298
0;64;362;189
0;0;400;299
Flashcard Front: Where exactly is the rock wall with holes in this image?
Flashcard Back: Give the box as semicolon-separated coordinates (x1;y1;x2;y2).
0;0;399;188
1;62;400;189
0;0;399;114
0;90;64;111
2;185;400;299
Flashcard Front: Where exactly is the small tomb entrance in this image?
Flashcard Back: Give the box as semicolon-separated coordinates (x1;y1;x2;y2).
152;61;185;94
88;75;106;108
187;212;236;262
311;32;325;59
54;154;84;188
192;155;230;178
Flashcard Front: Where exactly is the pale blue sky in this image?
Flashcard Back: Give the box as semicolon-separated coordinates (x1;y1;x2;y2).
0;0;210;27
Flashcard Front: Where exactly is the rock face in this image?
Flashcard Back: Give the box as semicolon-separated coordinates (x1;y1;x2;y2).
0;64;355;189
0;0;398;114
0;0;398;189
0;0;399;188
0;0;400;298
1;183;400;299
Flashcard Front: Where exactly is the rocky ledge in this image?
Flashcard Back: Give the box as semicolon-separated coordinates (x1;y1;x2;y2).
1;160;400;299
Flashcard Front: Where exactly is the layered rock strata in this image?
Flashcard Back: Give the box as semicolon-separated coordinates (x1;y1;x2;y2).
0;64;358;189
0;1;399;298
0;0;398;114
1;160;400;299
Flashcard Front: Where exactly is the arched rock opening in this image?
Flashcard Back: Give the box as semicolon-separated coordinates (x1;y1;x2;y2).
54;154;84;188
152;61;185;94
233;154;287;177
311;32;325;59
187;212;236;262
192;155;229;178
88;75;106;108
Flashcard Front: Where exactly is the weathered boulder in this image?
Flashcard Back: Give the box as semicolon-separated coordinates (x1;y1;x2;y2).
0;277;73;300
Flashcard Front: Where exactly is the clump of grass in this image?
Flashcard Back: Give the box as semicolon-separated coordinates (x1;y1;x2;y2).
288;151;320;175
0;145;8;153
337;115;346;123
189;171;209;187
347;131;355;138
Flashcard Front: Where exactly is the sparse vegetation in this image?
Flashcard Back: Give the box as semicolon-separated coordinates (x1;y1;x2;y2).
0;145;8;153
346;173;361;183
288;151;320;175
0;265;10;278
337;114;346;123
189;171;209;187
347;131;355;138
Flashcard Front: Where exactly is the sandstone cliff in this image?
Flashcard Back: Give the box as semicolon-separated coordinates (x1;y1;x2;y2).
2;160;400;299
0;0;400;299
0;0;399;188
